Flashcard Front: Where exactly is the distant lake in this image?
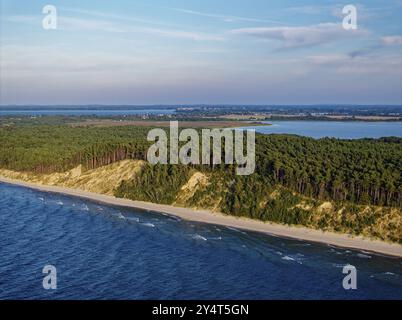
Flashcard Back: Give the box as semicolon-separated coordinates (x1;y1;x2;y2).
0;108;175;116
241;121;402;139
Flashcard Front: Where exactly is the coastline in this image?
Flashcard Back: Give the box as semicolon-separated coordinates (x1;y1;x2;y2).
1;176;401;258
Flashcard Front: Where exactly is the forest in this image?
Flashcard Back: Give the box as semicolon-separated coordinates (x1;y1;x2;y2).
0;125;400;208
1;123;400;241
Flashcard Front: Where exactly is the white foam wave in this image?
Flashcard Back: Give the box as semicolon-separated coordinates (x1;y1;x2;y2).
282;256;295;261
282;255;303;264
141;222;155;228
192;234;207;241
115;212;125;219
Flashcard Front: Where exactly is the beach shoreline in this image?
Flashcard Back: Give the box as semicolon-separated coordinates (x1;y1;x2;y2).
1;176;401;258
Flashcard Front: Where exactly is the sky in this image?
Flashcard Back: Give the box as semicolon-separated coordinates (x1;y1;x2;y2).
1;0;402;105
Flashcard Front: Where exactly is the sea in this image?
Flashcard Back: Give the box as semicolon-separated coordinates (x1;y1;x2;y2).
0;183;401;299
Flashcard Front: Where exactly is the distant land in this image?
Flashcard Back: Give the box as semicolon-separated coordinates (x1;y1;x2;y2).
1;105;401;122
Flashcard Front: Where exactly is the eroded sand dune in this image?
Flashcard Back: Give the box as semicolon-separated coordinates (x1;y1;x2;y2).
0;160;145;195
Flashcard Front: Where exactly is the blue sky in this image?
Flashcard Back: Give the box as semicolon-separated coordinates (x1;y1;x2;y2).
1;0;402;105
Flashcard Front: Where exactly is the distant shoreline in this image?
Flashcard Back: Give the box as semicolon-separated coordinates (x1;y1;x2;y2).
1;176;401;258
1;105;401;123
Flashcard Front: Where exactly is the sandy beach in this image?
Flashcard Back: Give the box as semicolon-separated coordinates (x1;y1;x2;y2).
1;176;401;258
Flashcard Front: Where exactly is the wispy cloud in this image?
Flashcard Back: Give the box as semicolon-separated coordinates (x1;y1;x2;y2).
60;7;174;27
173;8;286;25
130;26;224;41
230;23;369;49
0;44;215;78
285;3;402;21
284;5;328;15
5;14;223;41
331;3;402;20
382;35;402;46
307;53;402;75
60;17;124;33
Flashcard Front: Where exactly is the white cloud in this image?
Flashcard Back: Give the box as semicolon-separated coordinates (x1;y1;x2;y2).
230;23;369;49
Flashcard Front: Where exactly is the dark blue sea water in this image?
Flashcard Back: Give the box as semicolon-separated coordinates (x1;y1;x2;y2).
0;183;401;300
240;121;402;139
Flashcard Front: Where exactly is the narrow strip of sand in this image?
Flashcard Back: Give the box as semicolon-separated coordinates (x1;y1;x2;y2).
1;176;401;258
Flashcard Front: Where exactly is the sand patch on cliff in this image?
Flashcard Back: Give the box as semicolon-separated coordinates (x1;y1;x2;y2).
174;172;210;206
0;160;145;195
317;202;334;213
